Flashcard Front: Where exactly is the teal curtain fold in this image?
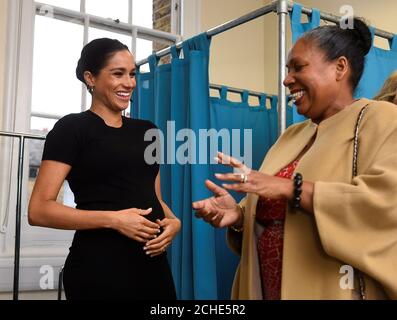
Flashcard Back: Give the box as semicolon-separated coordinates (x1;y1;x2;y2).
355;30;397;99
132;33;218;299
290;3;320;43
184;34;219;300
209;89;278;298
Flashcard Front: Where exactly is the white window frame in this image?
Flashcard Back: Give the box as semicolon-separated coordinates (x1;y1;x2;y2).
1;0;183;293
181;0;201;39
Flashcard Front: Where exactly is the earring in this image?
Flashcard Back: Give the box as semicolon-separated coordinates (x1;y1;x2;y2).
88;86;95;94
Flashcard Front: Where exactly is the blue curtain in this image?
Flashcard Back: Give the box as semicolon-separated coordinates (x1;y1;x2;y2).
208;87;279;298
355;29;397;99
289;3;320;125
132;33;218;299
210;87;277;168
132;33;282;299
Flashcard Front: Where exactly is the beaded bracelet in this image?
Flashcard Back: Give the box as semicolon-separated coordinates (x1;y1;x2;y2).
292;173;303;209
230;204;245;233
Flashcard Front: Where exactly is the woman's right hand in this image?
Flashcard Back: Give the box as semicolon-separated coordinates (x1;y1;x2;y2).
113;208;161;243
192;180;243;228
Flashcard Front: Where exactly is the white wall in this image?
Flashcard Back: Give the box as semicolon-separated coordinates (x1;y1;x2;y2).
0;0;8;129
201;0;267;99
0;290;64;300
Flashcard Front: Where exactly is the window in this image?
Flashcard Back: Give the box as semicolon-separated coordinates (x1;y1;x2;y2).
0;0;181;294
39;0;80;11
133;0;153;28
86;0;130;23
31;16;84;118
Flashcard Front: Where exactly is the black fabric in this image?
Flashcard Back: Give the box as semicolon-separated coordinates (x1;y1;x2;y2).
43;110;176;300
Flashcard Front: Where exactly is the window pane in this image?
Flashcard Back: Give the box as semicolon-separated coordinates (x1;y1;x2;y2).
30;116;58;133
133;0;153;28
86;0;129;23
27;139;45;181
136;38;153;72
89;27;132;50
85;91;92;111
31;16;84;117
135;0;172;32
38;0;81;11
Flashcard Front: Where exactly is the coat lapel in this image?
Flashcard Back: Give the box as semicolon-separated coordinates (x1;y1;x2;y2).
259;121;318;176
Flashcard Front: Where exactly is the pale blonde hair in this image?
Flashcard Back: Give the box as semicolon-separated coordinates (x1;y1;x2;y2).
373;71;397;104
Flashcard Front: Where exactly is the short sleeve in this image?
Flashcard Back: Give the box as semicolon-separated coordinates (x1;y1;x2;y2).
142;120;161;143
42;116;81;166
145;120;158;130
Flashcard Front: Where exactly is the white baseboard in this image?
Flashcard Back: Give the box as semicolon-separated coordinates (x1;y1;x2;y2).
0;251;67;292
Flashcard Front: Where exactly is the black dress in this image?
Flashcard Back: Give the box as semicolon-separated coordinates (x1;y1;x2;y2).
42;110;176;300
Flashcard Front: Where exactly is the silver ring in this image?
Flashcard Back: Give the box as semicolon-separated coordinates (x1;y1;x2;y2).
240;173;248;183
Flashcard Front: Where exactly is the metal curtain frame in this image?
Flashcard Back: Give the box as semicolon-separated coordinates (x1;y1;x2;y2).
136;0;395;135
0;131;46;300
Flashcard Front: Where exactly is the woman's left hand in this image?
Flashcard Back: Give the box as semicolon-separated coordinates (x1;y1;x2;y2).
144;218;181;257
214;152;293;200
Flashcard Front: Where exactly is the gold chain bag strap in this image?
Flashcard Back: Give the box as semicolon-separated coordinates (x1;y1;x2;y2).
352;105;368;300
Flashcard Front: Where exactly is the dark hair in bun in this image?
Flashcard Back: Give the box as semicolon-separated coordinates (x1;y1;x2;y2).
76;38;130;90
301;17;372;90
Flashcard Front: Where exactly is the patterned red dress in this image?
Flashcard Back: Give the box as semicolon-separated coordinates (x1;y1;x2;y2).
255;160;299;300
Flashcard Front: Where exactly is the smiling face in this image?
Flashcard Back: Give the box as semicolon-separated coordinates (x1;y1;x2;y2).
85;50;136;112
284;39;349;123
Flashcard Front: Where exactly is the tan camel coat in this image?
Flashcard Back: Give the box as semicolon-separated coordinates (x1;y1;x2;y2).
228;98;397;299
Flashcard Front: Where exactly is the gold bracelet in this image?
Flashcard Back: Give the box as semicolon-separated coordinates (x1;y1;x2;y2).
230;204;245;233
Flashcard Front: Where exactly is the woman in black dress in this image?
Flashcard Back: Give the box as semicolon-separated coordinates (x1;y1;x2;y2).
28;38;180;300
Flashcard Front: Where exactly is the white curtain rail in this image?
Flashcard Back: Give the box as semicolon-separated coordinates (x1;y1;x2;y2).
30;111;63;121
0;131;46;140
34;2;178;44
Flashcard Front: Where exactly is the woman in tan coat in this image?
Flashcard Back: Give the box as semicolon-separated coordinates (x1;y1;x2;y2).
193;18;397;300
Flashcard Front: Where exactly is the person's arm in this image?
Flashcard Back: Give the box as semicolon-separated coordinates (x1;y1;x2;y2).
192;179;241;228
28;160;160;243
144;173;181;257
214;152;315;213
276;178;314;214
154;173;179;221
